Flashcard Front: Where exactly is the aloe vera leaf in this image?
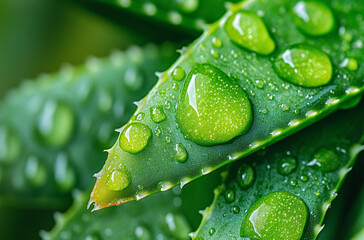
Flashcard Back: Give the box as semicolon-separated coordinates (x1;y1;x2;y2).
193;101;364;240
90;0;364;210
0;44;177;208
88;0;239;32
345;178;364;239
43;167;223;240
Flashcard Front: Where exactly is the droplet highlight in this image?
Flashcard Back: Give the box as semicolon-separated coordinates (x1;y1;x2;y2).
174;143;188;163
237;163;255;189
277;156;298;176
150;106;167;123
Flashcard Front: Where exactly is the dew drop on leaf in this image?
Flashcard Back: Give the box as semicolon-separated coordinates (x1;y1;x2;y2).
274;44;332;87
106;168;130;192
174;143;188;163
150;106;167;123
209;227;216;236
307;148;340;172
224;10;275;55
240;191;308;240
176;64;253;146
54;153;76;193
0;127;21;164
224;189;235;203
292;1;335;36
176;0;199;13
25;156;47;187
36;101;75;147
237;163;255;189
171;66;185;81
119;123;152;154
340;57;358;71
277;156;297;176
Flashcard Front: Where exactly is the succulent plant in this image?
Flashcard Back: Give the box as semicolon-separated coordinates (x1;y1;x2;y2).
0;0;363;239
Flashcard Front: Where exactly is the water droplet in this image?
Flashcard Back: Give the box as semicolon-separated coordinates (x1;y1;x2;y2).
277;157;297;176
0;127;21;164
134;225;151;240
176;64;253;146
174;143;188;163
224;10;275;55
136;112;145;121
274;45;332;87
240;191;308;240
224;189;235;203
150;106;167;123
237;163;255;189
36;101;75;147
163;212;191;239
119;123;152;154
123;67;143;91
307;148;340;172
255;80;265;89
300;175;308;182
232;205;241;214
315;190;320;196
210;49;220;58
212;37;222;48
25;156;47;187
172;82;179;90
209;228;216;236
340;57;358;71
292;1;334;36
54;153;75;192
177;0;199;13
106;168;130;192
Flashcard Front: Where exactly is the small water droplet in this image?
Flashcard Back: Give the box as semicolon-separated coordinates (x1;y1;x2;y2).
150;106;167;123
300;175;308;182
232;205;241;214
174;143;188;163
209;228;216;236
136;112;145;121
177;0;199;13
210;48;220;58
176;64;253;146
224;10;275;55
119;123;152;154
224;189;235;203
134;225;151;240
172;82;179;90
274;44;332;87
292;1;334;36
212;37;222;48
123;67;143;91
277;157;297;176
340;57;358;71
25;156;47;187
240;191;308;240
0;127;21;164
54;153;75;192
255;80;265;89
163;213;191;239
237;163;255;189
36;101;75;147
106;167;130;192
307;148;340;172
315;190;321;196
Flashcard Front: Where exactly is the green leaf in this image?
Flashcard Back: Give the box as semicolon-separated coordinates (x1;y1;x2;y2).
193;101;364;239
0;44;177;208
90;0;364;210
88;0;239;31
43;167;223;240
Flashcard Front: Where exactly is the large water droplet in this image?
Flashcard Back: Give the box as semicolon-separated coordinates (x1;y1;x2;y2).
163;212;191;239
307;148;340;172
0;127;21;164
277;156;298;176
292;1;334;36
36;101;75;147
340;57;358;71
54;153;76;192
237;163;255;190
176;64;253;146
134;225;151;240
224;10;275;55
106;168;130;192
174;143;188;163
241;191;308;240
25;156;47;187
119;123;152;154
172;66;185;81
274;45;332;87
150;106;167;123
